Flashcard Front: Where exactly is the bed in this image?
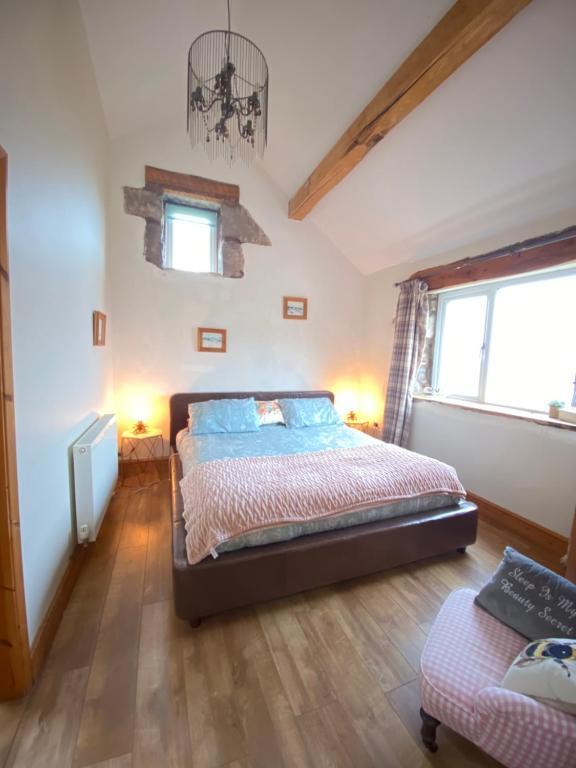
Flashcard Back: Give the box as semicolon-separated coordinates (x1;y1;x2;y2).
170;390;478;625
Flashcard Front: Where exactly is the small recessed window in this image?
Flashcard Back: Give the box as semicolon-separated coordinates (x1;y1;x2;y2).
164;202;219;273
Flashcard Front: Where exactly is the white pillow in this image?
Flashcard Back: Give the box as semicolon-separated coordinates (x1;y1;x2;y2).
501;638;576;714
255;400;285;426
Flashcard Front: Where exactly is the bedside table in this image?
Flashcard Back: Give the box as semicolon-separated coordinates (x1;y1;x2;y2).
121;428;163;486
345;420;369;432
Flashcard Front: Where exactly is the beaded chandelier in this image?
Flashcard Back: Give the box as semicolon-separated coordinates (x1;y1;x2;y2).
187;0;268;164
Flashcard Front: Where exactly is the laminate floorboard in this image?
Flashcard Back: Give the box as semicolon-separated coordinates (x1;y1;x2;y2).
2;476;565;768
0;701;25;768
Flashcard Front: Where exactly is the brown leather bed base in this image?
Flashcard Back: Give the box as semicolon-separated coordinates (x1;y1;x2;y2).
169;390;478;624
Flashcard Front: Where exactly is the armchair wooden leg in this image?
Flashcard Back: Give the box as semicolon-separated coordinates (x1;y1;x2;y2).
420;707;441;752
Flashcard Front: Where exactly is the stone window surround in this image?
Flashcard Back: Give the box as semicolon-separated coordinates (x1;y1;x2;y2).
123;165;271;278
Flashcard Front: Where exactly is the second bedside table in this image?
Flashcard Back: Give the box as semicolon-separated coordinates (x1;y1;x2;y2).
345;420;370;432
121;428;163;486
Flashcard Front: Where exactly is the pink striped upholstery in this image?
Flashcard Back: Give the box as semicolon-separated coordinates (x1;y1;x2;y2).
420;588;576;768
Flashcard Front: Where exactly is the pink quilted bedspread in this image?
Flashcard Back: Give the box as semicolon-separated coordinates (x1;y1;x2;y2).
180;442;465;564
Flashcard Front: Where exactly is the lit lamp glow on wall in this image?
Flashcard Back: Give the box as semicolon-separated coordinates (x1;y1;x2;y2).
332;378;384;429
359;384;383;428
119;388;156;435
131;392;151;434
332;382;361;422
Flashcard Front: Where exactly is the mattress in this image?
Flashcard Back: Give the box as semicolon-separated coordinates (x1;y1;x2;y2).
176;424;463;556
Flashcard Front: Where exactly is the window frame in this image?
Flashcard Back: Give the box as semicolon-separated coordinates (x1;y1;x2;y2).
431;265;576;411
163;201;220;274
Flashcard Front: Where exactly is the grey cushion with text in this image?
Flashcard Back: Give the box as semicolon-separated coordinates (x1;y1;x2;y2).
475;547;576;639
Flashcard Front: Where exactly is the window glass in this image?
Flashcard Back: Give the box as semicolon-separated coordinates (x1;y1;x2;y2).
165;203;218;273
485;273;576;410
432;269;576;412
436;294;487;398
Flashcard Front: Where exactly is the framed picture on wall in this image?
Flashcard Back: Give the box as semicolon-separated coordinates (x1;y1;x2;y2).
92;311;107;346
283;296;308;320
197;327;227;353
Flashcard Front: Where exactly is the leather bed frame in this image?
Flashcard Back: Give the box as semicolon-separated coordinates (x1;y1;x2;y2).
170;391;478;625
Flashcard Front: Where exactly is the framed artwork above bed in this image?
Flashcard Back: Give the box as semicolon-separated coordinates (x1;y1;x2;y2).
92;311;107;346
197;327;227;352
283;296;308;319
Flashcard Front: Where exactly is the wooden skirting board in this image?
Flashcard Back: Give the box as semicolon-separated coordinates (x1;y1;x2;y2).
468;491;568;558
30;544;89;678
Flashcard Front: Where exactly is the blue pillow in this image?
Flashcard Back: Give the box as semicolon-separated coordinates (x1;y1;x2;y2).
188;398;260;435
278;397;342;428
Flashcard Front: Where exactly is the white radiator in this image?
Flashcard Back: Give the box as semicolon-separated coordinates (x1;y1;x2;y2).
73;413;118;543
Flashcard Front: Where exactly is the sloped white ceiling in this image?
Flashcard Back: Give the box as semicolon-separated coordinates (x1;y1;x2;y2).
80;0;576;274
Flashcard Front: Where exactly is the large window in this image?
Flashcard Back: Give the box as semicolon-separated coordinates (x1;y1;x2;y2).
432;268;576;412
164;202;219;273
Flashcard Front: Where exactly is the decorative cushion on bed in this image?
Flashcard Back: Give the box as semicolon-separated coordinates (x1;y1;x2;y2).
255;399;285;426
501;638;576;714
475;547;576;640
278;397;342;428
188;398;260;435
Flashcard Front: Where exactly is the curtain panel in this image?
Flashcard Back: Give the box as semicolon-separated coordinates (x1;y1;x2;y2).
383;280;429;447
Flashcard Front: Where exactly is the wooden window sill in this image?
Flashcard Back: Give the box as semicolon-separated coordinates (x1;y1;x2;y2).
413;395;576;432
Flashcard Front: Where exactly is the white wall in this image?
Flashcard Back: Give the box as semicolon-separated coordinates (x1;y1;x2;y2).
411;401;576;537
0;0;113;641
365;214;576;538
107;124;367;447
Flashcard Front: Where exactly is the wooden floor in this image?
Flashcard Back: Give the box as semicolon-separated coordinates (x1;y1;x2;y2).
0;470;563;768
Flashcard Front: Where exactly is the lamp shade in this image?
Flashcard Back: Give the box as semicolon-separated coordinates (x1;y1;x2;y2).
187;29;268;164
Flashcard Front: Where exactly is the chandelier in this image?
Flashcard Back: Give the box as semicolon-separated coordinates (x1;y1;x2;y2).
187;0;269;164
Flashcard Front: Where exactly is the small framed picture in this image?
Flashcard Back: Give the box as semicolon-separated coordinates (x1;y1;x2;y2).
197;327;227;353
92;311;107;346
283;296;308;320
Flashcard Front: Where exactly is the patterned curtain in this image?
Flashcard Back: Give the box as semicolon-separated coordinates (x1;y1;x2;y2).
383;280;429;447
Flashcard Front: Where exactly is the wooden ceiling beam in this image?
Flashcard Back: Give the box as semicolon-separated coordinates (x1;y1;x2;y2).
407;226;576;290
288;0;533;220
